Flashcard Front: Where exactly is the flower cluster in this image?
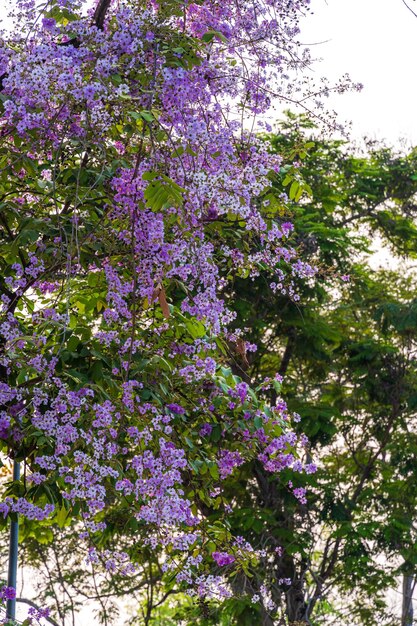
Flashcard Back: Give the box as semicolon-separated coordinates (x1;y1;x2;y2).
0;586;16;602
0;0;320;612
212;552;235;567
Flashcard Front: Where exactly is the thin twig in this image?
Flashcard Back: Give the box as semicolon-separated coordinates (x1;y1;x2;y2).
402;0;417;18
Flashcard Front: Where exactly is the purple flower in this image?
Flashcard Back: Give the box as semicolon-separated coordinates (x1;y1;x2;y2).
212;552;235;567
166;403;185;415
199;423;212;437
28;605;51;621
281;222;294;236
42;17;56;31
293;487;307;504
218;450;244;478
1;586;16;601
0;415;10;439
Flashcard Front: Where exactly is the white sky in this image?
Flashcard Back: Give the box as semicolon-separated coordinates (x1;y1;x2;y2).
299;0;417;146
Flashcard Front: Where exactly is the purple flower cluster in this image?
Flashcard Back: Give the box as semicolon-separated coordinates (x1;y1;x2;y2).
218;450;245;479
28;605;51;625
212;552;236;567
0;498;54;521
0;0;325;607
0;586;16;601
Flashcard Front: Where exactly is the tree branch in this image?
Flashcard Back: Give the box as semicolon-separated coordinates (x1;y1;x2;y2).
16;598;60;626
401;0;417;18
92;0;112;29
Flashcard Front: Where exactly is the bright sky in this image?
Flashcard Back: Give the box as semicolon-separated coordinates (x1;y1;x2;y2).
299;0;417;146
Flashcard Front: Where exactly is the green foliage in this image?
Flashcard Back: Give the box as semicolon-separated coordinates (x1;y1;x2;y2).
5;111;417;625
216;115;417;625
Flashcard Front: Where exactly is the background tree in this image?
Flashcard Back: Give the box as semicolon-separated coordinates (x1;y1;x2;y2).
211;115;417;626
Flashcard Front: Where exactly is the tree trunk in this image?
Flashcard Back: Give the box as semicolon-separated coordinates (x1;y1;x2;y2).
402;574;414;626
285;578;309;625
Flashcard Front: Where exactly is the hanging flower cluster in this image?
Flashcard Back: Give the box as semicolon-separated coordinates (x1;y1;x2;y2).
0;0;330;612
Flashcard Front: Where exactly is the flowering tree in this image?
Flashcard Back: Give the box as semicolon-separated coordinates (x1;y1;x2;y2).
0;0;356;622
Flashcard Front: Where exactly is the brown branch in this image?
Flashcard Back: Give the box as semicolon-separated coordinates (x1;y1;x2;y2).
92;0;112;30
37;548;66;624
16;598;60;626
279;328;297;378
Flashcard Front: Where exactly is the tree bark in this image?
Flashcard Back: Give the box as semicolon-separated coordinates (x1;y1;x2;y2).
402;574;414;626
284;572;309;625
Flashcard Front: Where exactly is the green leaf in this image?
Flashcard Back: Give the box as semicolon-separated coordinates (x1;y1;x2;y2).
253;416;263;430
202;30;228;44
289;180;299;200
56;504;70;528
